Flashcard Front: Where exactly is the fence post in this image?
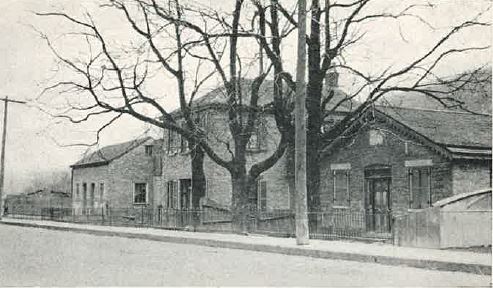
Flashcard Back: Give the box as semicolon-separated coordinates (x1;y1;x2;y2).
101;206;105;225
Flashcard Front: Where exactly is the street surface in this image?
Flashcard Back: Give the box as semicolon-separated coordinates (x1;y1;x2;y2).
0;225;490;287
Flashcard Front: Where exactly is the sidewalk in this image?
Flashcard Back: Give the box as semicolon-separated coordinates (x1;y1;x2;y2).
1;217;490;275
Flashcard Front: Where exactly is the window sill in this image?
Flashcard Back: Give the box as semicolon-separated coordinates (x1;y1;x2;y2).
332;205;350;209
133;203;149;206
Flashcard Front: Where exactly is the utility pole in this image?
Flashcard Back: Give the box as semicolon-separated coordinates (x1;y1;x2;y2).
294;0;309;245
0;97;26;220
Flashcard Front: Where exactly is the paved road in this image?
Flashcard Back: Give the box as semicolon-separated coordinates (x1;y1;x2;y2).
0;225;490;287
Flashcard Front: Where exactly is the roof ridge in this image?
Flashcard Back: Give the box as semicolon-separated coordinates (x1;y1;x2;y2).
376;105;492;117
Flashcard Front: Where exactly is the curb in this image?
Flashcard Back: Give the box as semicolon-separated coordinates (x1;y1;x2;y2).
1;221;490;276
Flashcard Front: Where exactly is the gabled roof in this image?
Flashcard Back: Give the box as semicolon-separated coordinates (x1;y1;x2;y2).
71;137;153;169
378;106;491;148
173;78;354;114
323;106;492;160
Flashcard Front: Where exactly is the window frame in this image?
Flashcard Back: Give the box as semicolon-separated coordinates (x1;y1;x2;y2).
75;183;80;198
133;182;148;205
408;166;432;210
144;145;153;156
166;180;178;209
332;167;351;208
247;118;267;152
99;182;105;202
257;178;267;211
167;129;181;155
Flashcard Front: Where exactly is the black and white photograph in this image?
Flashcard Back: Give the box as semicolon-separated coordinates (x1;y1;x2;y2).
0;0;491;286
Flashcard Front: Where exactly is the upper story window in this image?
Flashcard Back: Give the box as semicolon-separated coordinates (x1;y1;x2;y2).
145;145;153;156
247;119;267;151
167;129;181;155
369;129;384;146
180;123;190;153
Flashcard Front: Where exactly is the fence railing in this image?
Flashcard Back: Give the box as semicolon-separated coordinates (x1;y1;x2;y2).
5;205;393;241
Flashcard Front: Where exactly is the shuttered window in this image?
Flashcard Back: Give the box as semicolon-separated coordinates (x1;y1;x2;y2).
409;167;431;209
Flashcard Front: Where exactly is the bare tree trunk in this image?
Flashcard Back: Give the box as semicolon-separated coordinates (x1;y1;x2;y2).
190;141;205;209
231;166;252;234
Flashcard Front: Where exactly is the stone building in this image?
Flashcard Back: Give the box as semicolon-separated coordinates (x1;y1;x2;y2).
70;137;163;214
320;105;491;232
4;189;72;215
157;76;350;212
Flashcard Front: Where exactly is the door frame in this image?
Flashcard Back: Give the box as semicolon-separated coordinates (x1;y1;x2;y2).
364;165;392;232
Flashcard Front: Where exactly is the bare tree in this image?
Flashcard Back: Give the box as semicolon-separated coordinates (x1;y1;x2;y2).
36;0;293;232
252;0;491;215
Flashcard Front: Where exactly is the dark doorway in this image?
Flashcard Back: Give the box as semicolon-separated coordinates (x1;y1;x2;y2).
365;166;391;233
179;179;192;210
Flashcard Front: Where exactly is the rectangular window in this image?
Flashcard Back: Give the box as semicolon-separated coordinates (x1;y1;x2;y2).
333;170;350;207
180;123;189;153
247;119;266;151
99;183;104;202
167;129;181;155
145;145;153;156
75;183;80;198
90;183;95;208
134;183;147;204
409;167;431;209
258;180;267;211
198;112;209;131
166;181;178;209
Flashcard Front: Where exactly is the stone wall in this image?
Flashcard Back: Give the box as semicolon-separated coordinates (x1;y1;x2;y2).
321;122;453;216
72;138;156;214
452;161;491;195
160;110;291;211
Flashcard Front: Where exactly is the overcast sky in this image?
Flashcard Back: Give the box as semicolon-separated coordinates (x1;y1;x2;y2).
0;0;490;194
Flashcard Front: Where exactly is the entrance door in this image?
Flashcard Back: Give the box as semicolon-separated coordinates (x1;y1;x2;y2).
367;177;391;232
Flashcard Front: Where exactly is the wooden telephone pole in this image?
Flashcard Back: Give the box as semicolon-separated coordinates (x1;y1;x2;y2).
294;0;309;245
0;97;26;220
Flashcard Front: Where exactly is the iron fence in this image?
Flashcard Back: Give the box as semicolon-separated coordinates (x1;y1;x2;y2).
5;205;393;242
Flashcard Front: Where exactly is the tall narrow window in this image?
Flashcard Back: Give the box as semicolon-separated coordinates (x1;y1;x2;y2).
167;129;181;155
75;183;80;198
166;181;178;209
180;123;189;153
90;183;95;208
144;145;153;156
332;169;350;207
409;167;431;209
258;180;267;211
134;183;147;204
247;119;266;151
99;183;104;202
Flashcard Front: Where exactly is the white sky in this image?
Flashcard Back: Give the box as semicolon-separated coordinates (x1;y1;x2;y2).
0;0;490;194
